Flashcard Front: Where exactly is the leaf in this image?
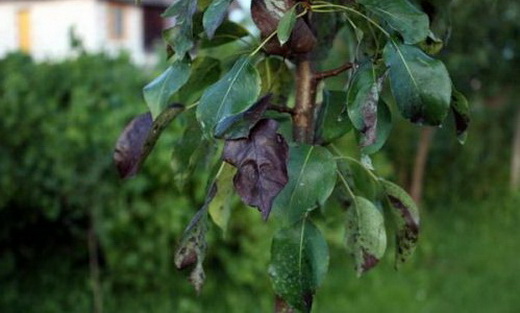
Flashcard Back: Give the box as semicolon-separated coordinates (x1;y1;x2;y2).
344;195;387;275
223;119;289;220
314;89;353;144
143;59;191;119
358;0;429;44
256;57;293;106
450;88;470;144
277;6;297;45
174;184;216;293
208;163;236;235
380;179;419;268
383;41;452;126
215;94;272;139
418;31;444;55
176;57;221;106
203;0;232;39
269;219;329;313
359;100;393;155
272;145;337;223
339;159;380;202
196;56;261;138
114;105;184;179
200;21;250;48
346;62;386;147
162;0;198;58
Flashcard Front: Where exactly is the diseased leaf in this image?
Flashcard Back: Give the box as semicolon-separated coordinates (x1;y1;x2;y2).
358;0;429;44
314;89;353;144
162;0;198;58
114;105;184;179
380;179;419;268
223;119;289;220
208;163;236;235
269;219;329;313
143;59;191;119
203;0;232;39
383;41;452;126
174;184;216;293
450;88;470;144
272;145;337;223
176;57;221;106
196;56;261;138
359;100;393;155
277;5;297;45
346;62;386;147
215;94;272;139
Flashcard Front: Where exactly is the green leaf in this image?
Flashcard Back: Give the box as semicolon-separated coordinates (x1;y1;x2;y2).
196;56;261;138
256;57;293;106
174;184;216;293
380;179;419;268
277;6;297;45
383;41;452;126
114;105;185;179
269;219;329;313
344;195;387;275
346;62;385;147
359;100;393;154
200;21;250;48
162;0;198;58
418;31;444;55
208;163;236;235
176;57;221;106
272;145;337;223
358;0;429;44
339;159;380;202
143;59;191;119
314;89;352;144
450;88;470;144
203;0;232;39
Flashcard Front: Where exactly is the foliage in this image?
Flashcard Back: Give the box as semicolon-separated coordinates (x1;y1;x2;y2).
114;0;469;311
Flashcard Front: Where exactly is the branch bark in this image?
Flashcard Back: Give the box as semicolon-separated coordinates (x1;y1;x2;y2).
293;54;318;144
410;127;435;203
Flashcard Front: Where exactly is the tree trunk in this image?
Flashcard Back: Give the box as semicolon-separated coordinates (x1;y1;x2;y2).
511;107;520;190
410;127;435;203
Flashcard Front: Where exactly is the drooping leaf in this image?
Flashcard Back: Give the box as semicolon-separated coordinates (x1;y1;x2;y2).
176;57;221;106
269;219;329;313
215;94;272;139
359;100;393;155
162;0;198;58
277;5;297;45
272;145;337;223
203;0;232;39
383;41;452;126
143;59;191;119
347;62;386;147
344;194;387;275
200;21;250;48
380;179;419;268
418;31;444;55
174;184;216;293
114;105;184;179
208;162;236;235
196;56;261;138
450;88;470;144
223;119;289;220
314;89;353;144
358;0;429;44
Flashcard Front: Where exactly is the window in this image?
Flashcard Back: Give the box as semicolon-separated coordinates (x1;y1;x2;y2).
108;4;125;40
17;9;31;52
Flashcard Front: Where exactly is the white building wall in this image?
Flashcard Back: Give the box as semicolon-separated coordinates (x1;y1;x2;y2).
0;0;146;63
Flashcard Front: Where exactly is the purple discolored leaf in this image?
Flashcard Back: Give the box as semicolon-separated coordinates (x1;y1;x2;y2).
223;119;289;220
114;105;184;179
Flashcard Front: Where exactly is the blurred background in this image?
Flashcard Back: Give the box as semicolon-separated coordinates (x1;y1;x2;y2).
0;0;519;312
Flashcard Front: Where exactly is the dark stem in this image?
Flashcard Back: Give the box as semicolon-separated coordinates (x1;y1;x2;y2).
268;104;294;115
293;54;318;144
314;62;354;81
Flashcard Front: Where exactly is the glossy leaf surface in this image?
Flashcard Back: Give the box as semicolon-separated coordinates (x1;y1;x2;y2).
277;6;296;45
203;0;232;39
314;90;352;144
451;88;470;144
162;0;198;57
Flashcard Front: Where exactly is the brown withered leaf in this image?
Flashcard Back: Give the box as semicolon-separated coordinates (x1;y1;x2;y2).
114;105;184;179
223;119;289;220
